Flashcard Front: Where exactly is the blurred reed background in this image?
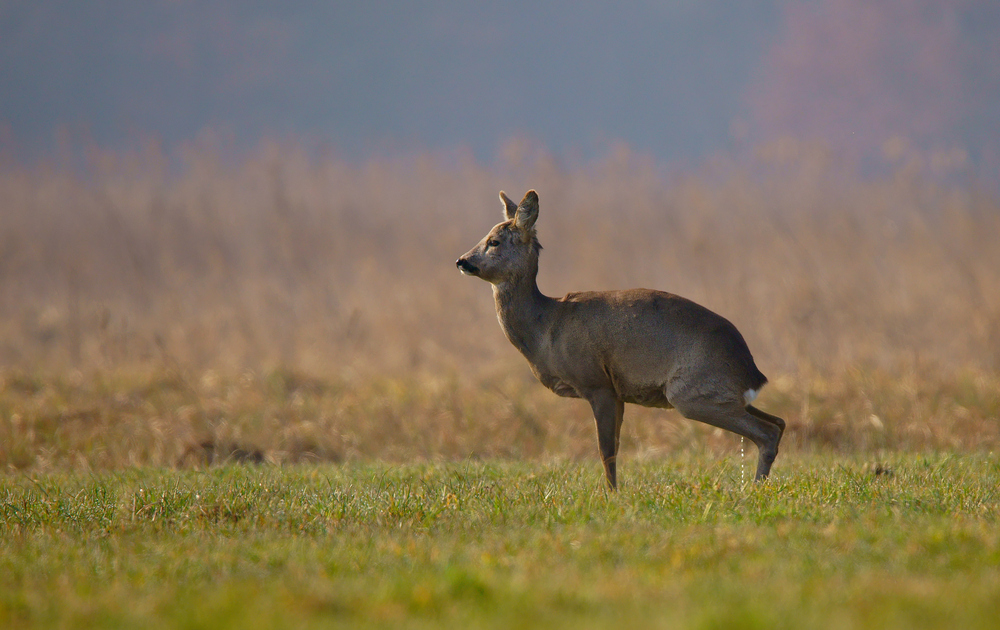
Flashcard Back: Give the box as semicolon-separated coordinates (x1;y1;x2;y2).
1;137;998;470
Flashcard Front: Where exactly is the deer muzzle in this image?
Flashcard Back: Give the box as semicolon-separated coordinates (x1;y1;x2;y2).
456;257;479;276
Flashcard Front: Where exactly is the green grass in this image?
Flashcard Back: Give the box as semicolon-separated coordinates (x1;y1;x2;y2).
2;454;1000;629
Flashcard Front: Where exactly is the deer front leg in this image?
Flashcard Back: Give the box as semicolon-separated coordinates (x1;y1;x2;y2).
587;390;625;490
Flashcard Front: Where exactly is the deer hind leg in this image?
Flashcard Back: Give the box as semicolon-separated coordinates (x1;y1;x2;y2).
587;390;625;490
747;405;786;440
671;399;783;481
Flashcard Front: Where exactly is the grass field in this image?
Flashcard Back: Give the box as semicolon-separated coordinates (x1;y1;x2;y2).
1;366;998;471
3;455;999;629
2;139;999;627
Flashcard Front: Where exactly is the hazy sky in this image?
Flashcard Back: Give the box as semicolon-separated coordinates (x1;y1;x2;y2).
1;1;997;167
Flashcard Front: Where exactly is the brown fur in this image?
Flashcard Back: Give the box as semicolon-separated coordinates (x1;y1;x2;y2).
457;190;784;489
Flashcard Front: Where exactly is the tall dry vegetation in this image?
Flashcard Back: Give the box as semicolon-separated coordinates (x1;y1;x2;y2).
1;137;999;469
3;137;998;375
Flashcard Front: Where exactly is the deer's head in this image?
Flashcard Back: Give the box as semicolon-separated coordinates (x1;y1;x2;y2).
456;190;541;285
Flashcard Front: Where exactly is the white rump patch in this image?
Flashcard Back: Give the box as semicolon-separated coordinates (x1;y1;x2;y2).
743;388;760;405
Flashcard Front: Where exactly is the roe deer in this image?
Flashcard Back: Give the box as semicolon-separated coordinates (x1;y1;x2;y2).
456;190;785;489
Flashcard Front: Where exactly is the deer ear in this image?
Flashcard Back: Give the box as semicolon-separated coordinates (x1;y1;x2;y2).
514;190;538;232
499;191;518;221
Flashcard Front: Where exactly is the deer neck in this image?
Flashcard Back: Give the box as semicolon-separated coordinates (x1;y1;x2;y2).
492;268;553;359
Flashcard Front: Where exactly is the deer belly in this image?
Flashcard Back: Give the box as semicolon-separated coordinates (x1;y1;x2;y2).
536;372;581;398
621;387;673;408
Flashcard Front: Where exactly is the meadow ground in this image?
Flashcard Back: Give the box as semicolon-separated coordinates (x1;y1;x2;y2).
2;454;999;630
2;138;999;627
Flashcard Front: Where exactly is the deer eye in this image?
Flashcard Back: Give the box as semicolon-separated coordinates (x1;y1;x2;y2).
486;239;501;249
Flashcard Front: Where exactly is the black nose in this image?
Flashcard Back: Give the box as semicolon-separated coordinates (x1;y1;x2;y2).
456;258;478;275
